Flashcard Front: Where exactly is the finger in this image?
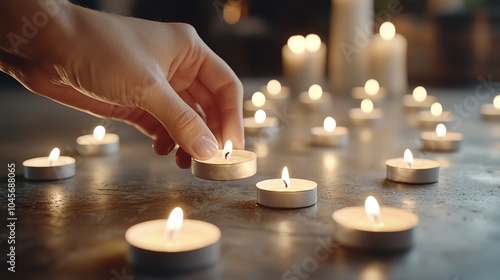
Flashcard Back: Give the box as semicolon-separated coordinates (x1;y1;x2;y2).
175;147;192;169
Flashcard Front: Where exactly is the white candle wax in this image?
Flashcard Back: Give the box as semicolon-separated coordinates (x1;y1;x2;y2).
330;0;372;93
256;178;317;209
126;219;220;272
386;157;440;184
191;150;257;181
332;206;418;251
283;34;327;94
369;22;408;96
23;155;76;180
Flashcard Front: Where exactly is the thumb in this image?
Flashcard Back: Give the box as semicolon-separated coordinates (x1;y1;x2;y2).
141;77;219;160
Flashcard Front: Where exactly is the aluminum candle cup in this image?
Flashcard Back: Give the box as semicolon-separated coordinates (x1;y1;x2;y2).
332;205;418;251
126;219;221;272
76;126;119;156
480;104;500;120
23;148;76;180
421;125;463;152
191;141;257;181
386;150;440;184
256;179;317;208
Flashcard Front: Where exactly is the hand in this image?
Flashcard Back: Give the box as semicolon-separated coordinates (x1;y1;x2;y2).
0;0;244;168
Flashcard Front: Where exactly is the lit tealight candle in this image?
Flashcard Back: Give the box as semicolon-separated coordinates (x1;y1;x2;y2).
311;117;349;147
282;34;327;93
76;125;120;156
349;99;383;125
243;91;271;117
421;123;463;152
126;207;221;272
351;79;387;101
402;86;437;111
256;166;317;208
418;102;453;127
298;84;332;109
260;79;291;105
332;196;418;251
480;95;500;120
23;148;76;180
191;140;257;180
386;149;440;184
243;109;279;135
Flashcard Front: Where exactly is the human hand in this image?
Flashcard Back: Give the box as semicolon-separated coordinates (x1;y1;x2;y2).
0;0;244;168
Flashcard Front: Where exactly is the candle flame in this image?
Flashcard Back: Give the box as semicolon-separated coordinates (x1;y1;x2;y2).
365;196;382;224
48;148;60;162
364;79;380;96
360;99;374;114
267;79;281;96
436;123;447;137
165;207;183;240
305;34;321;52
287;35;306;54
412;86;427;102
323;117;336;133
282;166;291;189
494;95;500;110
223;140;233;160
404;149;414;168
430;102;443;117
308;84;323;101
254;109;267;124
93;125;106;141
380;22;396;40
251;91;266;107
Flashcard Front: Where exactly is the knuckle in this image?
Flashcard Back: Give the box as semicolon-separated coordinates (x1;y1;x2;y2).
172;109;200;137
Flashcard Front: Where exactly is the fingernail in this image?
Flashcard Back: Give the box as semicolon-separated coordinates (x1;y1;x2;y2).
193;135;218;159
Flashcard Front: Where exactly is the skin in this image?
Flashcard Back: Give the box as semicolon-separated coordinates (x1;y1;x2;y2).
0;0;244;168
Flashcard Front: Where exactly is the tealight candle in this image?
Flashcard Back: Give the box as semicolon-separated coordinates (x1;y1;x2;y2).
351;79;387;102
418;102;453;127
402;86;437;111
386;149;440;184
243;91;271;117
421;124;463;152
76;125;120;156
244;109;279;135
332;196;418;251
349;99;383;125
480;95;500;120
311;117;349;147
283;34;327;93
126;207;221;272
298;84;332;109
256;166;317;208
191;140;257;180
23;148;76;180
260;79;291;105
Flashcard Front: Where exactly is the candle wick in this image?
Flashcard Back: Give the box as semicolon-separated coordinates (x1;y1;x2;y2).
283;180;288;188
407;162;412;169
224;152;230;160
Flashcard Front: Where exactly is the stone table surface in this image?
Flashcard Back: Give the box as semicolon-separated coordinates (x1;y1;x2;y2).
0;78;499;280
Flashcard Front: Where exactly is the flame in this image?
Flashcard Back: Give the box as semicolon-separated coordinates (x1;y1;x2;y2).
223;140;233;160
282;166;291;189
430;102;443;117
365;196;382;224
254;109;267;124
223;0;241;25
360;99;374;114
267;79;281;96
494;95;500;110
323;117;336;133
165;207;183;240
287;35;306;54
412;86;427;102
305;34;321;52
380;22;396;40
48;148;60;162
404;149;414;168
251;92;266;107
93;125;106;141
308;84;323;101
364;79;380;96
436;123;447;137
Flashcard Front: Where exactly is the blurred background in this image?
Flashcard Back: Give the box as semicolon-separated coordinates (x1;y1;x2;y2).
1;0;500;87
